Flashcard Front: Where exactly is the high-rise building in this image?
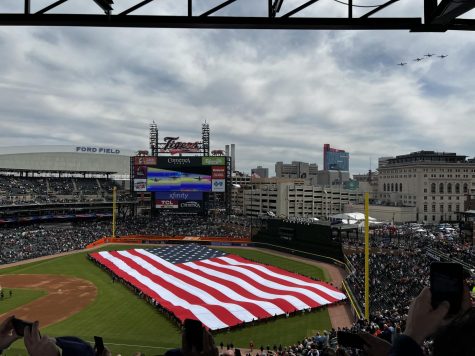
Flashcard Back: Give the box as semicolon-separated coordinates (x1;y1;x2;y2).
251;166;269;178
323;144;349;171
275;161;318;179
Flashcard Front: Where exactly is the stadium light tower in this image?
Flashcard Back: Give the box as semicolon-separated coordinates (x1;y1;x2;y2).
149;121;159;156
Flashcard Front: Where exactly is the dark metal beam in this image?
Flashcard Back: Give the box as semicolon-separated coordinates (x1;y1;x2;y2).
361;0;400;19
431;0;475;25
119;0;155;16
36;0;69;15
188;0;192;16
424;0;438;24
25;0;31;15
449;18;475;31
200;0;237;17
0;14;423;30
281;0;320;18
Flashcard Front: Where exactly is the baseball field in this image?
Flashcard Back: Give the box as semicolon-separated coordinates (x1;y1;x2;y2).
0;245;338;355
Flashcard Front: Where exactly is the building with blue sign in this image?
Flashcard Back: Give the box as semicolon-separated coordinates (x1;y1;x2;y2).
323;144;349;171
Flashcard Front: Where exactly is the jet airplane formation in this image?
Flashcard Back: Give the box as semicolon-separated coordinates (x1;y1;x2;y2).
397;53;448;66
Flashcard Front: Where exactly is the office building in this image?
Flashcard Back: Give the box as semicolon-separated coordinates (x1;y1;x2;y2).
377;151;475;223
275;161;318;179
236;179;362;218
323;144;349;171
251;166;269;178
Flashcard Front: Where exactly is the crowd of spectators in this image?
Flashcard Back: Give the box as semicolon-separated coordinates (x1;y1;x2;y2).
114;215;250;238
0;215;250;264
346;250;432;326
1;213;474;355
0;175;124;206
0;222;110;264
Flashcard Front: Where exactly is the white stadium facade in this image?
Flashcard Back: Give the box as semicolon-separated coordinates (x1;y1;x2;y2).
0;145;135;175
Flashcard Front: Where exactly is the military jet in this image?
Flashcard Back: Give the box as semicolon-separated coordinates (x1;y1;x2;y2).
424;53;435;57
414;58;424;62
438;54;448;58
397;62;407;66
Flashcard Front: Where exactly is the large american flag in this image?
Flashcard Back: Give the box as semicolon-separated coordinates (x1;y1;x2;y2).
90;245;346;330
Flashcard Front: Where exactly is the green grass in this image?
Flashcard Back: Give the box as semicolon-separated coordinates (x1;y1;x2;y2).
0;245;332;355
0;288;47;314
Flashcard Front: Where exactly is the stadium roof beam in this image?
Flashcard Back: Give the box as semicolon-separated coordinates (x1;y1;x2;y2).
200;0;237;17
93;0;114;15
428;0;475;25
1;0;474;31
36;0;68;15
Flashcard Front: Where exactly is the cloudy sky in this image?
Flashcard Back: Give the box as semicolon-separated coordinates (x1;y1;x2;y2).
0;0;474;175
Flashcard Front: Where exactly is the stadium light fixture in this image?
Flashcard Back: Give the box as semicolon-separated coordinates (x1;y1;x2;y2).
93;0;114;14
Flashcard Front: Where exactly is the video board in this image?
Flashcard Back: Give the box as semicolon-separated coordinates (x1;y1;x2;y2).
137;156;227;211
147;168;212;192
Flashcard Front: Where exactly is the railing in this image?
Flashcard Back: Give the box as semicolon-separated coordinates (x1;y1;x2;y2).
342;280;363;320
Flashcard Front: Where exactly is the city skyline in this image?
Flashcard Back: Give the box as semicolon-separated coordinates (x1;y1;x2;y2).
0;2;474;175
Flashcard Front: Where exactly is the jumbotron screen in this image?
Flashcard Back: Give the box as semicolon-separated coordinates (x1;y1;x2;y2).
147;167;212;192
145;157;226;192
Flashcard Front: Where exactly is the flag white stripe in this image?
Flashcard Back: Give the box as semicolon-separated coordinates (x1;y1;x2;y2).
219;256;347;300
118;250;258;322
98;251;228;330
136;249;285;316
200;260;332;305
184;261;311;310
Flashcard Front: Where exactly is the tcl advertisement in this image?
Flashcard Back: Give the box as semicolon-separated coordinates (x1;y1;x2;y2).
154;199;202;212
155;200;179;209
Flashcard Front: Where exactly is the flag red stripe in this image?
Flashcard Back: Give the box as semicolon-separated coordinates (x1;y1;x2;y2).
188;260;319;309
209;257;332;303
177;263;297;313
108;251;242;327
127;249;272;320
217;255;341;303
91;253;199;323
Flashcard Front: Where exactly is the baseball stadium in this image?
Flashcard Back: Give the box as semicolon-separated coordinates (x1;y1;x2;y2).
0;133;360;355
1;122;475;356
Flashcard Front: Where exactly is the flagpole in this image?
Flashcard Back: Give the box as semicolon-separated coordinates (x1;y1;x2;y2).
112;186;117;238
364;192;370;320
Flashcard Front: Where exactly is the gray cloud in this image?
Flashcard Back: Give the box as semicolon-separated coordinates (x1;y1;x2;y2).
0;2;474;176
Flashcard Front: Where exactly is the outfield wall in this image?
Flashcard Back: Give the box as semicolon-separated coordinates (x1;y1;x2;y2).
86;235;251;248
253;219;345;263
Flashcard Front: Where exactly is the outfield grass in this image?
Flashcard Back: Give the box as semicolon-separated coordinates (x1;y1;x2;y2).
0;288;47;314
0;245;333;355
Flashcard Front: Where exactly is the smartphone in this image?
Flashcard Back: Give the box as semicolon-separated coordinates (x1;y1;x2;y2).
184;319;204;352
11;318;33;337
94;336;105;355
337;331;367;349
430;262;464;314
